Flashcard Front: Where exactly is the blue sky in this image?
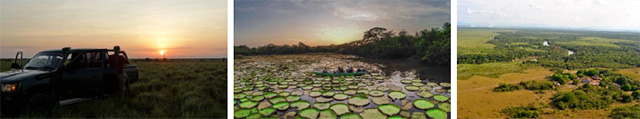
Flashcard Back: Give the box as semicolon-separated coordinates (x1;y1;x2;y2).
458;0;640;32
235;0;451;47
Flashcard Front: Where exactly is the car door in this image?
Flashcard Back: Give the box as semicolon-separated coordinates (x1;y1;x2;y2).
61;51;104;96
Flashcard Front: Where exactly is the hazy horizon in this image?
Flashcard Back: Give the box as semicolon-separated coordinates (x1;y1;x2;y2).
1;0;227;58
458;0;640;32
235;0;450;47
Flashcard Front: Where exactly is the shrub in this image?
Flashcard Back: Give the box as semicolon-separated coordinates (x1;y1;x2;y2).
494;83;523;92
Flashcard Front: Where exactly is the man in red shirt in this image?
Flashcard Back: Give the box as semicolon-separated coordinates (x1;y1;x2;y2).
108;54;129;74
108;53;129;96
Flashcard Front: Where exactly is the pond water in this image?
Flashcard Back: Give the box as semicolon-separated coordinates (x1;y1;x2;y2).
233;54;451;119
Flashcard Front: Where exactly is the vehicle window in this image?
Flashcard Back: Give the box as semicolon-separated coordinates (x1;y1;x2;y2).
23;53;63;70
66;53;89;70
85;52;103;68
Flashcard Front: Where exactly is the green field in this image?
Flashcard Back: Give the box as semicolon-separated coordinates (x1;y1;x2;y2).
1;59;227;118
458;28;640;118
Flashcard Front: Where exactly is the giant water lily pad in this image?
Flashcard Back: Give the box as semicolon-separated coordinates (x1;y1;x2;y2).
377;86;390;91
259;107;276;116
405;86;419;91
313;102;331;110
438;103;450;112
322;91;335;97
400;80;413;84
291;100;311;109
341;113;363;119
411;112;427;119
279;92;290;97
309;91;322;97
247;113;261;119
251;95;265;102
333;93;349;100
416;91;433;98
387;115;407;119
360;108;387;119
344;90;357;95
316;97;334;103
234;94;246;99
388;91;406;100
413;99;435;110
369;90;385;97
273;102;289;110
264;91;277;98
330;103;350;115
347;96;370;106
240;101;258;108
269;96;286;104
378;104;401;116
286;95;301;102
319;109;337;119
433;94;449;102
372;96;390;105
300;108;319;119
426;109;447;119
234;108;251;118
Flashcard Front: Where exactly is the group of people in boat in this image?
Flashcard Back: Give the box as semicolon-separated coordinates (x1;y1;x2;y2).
321;66;366;74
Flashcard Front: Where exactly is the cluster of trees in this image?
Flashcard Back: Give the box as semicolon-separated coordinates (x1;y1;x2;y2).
550;69;640;110
235;23;451;65
610;104;640;119
494;80;555;92
500;105;542;118
551;72;578;85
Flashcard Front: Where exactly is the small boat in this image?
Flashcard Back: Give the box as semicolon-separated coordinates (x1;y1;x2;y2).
313;72;366;76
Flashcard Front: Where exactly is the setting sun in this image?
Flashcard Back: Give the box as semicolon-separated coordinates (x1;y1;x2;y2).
160;50;165;55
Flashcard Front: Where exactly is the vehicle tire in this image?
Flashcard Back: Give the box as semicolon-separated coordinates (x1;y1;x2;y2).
24;93;56;115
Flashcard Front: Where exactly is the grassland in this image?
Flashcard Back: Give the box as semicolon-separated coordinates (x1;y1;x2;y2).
1;59;227;118
457;28;640;118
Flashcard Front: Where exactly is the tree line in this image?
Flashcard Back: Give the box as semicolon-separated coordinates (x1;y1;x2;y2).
235;23;451;65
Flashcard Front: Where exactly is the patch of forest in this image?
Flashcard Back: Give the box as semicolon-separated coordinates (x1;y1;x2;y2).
458;29;640;69
235;23;451;66
497;69;640;118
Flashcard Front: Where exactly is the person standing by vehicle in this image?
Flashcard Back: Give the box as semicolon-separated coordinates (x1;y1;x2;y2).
108;54;129;95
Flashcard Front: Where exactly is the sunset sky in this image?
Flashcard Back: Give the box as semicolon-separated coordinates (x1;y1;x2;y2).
1;0;227;58
235;0;450;47
459;0;640;32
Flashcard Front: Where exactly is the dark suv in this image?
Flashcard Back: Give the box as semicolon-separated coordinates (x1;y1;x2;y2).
1;46;139;116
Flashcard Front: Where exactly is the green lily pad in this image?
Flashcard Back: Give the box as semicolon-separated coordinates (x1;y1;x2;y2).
378;104;401;116
347;95;371;106
259;107;276;116
247;113;261;119
269;96;286;104
300;108;320;119
316;97;334;103
344;90;357;95
333;93;349;100
411;83;424;87
387;115;407;119
234;108;251;118
360;108;387;119
251;95;265;102
291;100;311;109
264;91;277;98
438;103;450;112
427;82;438;87
286;95;301;102
413;99;435;110
313;102;331;110
279;92;290;97
273;102;289;110
240;101;259;108
330;103;350;115
405;86;419;91
388;91;406;100
369;90;385;97
309;91;322;97
319;109;337;119
426;109;447;119
400;80;413;84
433;94;449;102
416;91;433;98
377;86;390;91
341;113;363;119
322;91;335;97
372;96;390;105
234;93;246;99
411;112;427;119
